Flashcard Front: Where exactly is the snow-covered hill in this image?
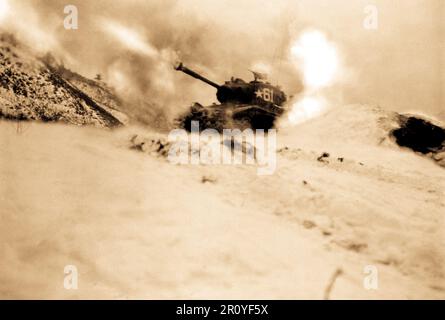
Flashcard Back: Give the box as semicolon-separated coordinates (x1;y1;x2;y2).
0;33;126;127
1;104;444;299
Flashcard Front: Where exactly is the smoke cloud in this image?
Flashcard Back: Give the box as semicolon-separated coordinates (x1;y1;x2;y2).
1;0;443;125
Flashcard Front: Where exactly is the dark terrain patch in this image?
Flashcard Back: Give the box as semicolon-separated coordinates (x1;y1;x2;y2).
392;115;445;167
392;116;445;154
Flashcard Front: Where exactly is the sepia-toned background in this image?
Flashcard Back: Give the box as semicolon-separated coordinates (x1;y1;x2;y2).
0;0;444;300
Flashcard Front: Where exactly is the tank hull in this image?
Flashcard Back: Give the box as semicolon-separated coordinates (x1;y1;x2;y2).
178;102;285;132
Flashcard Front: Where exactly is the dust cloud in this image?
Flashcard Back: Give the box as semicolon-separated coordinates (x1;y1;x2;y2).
1;0;443;123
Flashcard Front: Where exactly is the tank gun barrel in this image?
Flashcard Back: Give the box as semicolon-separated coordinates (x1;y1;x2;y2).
175;62;220;90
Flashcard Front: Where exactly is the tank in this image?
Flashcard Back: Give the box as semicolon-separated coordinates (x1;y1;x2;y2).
175;62;289;131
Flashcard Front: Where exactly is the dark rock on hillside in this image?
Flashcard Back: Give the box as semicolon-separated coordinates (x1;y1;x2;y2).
392;114;445;167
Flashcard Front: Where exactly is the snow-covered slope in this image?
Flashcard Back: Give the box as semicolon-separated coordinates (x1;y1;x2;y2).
0;34;126;127
0;105;444;299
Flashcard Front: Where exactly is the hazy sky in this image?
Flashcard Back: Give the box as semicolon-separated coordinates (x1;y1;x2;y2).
1;0;443;118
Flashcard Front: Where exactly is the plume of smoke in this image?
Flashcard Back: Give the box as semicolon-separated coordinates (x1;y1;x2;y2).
281;29;344;127
1;0;442;126
1;0;306;127
0;0;60;52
